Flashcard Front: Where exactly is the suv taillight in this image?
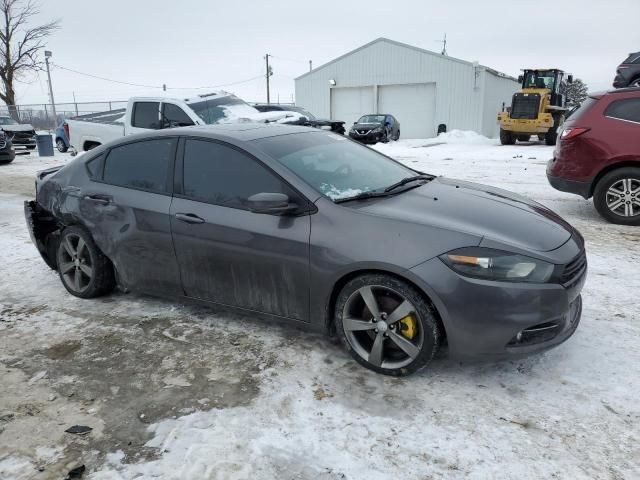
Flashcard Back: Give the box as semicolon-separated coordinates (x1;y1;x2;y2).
561;127;590;140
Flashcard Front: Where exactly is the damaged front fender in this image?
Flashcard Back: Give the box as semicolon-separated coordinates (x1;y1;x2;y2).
24;200;60;270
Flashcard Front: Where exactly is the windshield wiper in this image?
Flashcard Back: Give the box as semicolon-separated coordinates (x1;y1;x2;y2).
384;174;433;193
334;191;391;204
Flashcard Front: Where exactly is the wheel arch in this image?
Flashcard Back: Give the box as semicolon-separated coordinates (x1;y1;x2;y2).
325;268;448;344
589;161;640;197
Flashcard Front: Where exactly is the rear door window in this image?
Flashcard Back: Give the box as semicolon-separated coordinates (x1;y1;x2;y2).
605;98;640;123
622;53;640;64
103;138;176;193
162;103;195;128
132;102;160;129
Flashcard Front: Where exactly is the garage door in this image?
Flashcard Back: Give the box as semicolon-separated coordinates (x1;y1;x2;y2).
330;87;375;126
378;83;436;139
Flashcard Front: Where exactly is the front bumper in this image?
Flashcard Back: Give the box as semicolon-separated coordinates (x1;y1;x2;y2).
349;130;384;144
410;252;586;360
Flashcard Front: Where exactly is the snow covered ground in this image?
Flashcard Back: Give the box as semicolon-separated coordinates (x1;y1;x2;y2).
0;133;638;479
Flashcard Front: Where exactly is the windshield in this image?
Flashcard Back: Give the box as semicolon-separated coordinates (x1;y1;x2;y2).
254;132;416;201
0;117;18;125
188;94;257;124
523;71;556;90
358;115;386;124
285;106;316;120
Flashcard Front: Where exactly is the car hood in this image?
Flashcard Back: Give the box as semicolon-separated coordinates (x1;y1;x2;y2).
357;177;573;252
352;122;382;129
1;124;35;132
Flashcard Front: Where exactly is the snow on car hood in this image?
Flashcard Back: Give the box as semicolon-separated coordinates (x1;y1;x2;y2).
1;124;35;132
358;177;573;252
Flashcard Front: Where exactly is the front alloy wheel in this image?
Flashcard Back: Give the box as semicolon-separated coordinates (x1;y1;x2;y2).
336;274;440;375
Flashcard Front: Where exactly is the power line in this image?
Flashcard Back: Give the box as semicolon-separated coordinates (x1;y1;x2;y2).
51;63;265;91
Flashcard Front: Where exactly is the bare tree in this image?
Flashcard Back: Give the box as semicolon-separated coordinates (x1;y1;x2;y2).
0;0;59;119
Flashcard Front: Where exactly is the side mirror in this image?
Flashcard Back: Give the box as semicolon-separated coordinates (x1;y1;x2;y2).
247;192;297;215
567;75;574;84
517;75;524;83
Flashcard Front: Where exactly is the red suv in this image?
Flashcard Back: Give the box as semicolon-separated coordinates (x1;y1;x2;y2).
547;88;640;225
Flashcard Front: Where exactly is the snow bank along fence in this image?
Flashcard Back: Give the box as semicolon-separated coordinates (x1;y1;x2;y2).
0;101;128;129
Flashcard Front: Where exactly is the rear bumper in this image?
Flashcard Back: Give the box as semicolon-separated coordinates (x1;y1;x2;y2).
24;200;58;269
546;172;591;199
613;73;629;88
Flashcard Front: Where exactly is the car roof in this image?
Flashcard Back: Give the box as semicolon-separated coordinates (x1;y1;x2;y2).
116;123;319;144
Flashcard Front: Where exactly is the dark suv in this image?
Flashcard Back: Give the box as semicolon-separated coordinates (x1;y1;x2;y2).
613;52;640;88
349;114;400;144
547;88;640;225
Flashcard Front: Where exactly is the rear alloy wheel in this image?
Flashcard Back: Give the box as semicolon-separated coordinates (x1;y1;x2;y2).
394;130;400;141
500;128;515;145
56;226;115;298
335;274;440;376
630;78;640;87
594;168;640;225
56;139;68;153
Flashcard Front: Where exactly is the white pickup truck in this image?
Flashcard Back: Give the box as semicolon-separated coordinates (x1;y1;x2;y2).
66;91;302;153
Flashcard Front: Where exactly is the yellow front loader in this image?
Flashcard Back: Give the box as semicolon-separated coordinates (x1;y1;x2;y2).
498;68;573;146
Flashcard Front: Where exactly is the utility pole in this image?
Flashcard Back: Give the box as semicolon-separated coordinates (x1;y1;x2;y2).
309;60;312;72
44;50;57;127
439;33;447;56
265;54;272;104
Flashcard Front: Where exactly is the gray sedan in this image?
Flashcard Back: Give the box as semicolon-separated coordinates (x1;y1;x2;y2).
25;124;586;375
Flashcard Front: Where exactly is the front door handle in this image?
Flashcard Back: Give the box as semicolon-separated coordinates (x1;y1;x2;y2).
175;213;205;224
84;194;112;205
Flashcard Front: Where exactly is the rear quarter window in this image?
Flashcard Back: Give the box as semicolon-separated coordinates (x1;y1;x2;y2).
566;96;599;121
604;98;640;123
85;153;105;179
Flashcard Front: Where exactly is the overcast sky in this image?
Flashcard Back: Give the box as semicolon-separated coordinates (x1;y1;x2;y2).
15;0;640;107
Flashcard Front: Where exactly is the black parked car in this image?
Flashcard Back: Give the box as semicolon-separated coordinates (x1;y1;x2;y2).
349;114;400;144
613;52;640;88
25;124;586;376
253;104;346;135
0;131;15;164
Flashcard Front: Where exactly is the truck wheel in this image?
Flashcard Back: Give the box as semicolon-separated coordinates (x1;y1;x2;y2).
593;168;640;226
500;129;515;145
56;139;68;153
545;116;563;146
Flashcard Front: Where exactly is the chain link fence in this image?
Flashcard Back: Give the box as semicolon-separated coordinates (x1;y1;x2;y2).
0;101;128;130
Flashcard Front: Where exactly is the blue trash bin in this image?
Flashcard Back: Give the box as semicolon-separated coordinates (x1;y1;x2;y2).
36;134;54;157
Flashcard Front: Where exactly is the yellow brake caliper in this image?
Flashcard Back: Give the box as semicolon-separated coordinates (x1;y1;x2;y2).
399;314;417;340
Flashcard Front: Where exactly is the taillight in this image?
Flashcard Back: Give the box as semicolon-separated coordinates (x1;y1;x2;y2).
561;127;590;140
63;122;69;140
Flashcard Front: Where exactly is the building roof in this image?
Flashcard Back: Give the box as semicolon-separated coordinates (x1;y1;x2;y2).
295;37;518;82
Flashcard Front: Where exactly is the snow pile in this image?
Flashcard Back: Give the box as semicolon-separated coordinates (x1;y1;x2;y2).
320;183;363;200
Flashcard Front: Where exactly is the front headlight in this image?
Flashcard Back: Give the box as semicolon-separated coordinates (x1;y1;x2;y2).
439;247;555;283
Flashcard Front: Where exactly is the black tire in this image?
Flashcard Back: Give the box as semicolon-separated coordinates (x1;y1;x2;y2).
629;77;640;88
56;138;68;153
593;167;640;226
500;128;515;145
545;115;563;146
335;274;440;376
394;130;400;141
56;225;115;298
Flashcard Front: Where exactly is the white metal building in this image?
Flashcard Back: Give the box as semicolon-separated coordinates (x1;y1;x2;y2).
295;38;520;139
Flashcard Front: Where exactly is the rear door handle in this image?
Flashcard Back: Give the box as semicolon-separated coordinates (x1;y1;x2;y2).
84;194;112;205
175;213;205;224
